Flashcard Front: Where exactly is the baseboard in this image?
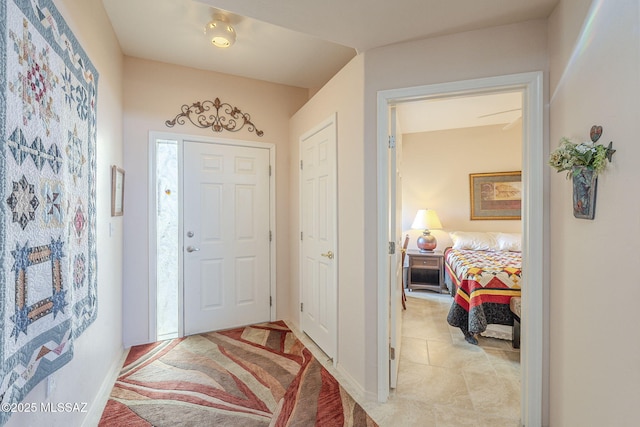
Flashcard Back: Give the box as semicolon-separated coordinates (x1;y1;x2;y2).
81;347;129;427
283;319;369;404
335;363;367;403
364;387;379;402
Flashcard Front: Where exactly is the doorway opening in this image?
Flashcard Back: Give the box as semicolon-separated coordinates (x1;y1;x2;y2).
377;72;547;427
392;89;524;418
149;132;277;342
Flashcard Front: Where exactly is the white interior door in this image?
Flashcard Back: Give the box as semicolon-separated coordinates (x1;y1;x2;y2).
183;141;271;335
300;116;337;359
389;107;403;388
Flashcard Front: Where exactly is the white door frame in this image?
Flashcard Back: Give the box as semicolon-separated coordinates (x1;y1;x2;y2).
148;131;277;341
388;105;403;388
376;72;547;427
298;113;339;364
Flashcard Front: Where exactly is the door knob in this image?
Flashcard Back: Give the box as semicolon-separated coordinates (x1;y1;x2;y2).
321;251;334;259
186;246;200;253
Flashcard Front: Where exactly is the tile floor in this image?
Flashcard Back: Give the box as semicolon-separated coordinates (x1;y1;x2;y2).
293;292;521;427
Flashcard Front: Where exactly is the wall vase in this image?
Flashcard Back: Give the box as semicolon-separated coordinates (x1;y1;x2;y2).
572;166;598;219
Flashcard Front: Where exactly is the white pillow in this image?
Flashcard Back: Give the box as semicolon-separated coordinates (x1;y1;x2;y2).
495;232;522;252
449;231;499;251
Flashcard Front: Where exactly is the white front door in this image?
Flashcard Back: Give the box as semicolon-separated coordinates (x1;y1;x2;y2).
300;116;337;359
183;140;271;335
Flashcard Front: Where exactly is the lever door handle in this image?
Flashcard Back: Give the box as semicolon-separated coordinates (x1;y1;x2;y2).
186;246;200;253
321;251;334;260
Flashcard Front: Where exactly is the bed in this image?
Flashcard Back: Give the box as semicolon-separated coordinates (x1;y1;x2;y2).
445;232;522;345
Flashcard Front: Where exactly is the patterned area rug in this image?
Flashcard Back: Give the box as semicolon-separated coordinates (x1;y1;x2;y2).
99;321;377;427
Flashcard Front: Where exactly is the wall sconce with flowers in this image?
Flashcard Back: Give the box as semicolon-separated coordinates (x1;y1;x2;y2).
548;125;616;219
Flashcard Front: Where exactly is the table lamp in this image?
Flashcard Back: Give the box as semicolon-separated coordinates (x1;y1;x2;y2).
411;209;443;252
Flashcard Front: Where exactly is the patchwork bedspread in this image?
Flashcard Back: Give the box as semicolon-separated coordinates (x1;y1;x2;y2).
446;249;521;337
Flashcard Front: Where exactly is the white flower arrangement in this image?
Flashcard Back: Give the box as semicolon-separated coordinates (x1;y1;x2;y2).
548;137;615;178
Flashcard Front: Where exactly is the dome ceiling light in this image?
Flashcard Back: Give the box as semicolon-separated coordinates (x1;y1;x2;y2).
205;16;236;48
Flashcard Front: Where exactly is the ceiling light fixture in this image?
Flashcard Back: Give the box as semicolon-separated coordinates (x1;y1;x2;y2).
205;16;236;48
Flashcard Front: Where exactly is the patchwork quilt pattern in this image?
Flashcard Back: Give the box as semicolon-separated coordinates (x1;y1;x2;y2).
446;249;521;335
1;0;98;422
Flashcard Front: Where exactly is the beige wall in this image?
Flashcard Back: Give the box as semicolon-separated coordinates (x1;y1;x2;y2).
401;125;522;250
122;57;308;346
7;0;125;425
548;1;640;425
288;55;366;390
362;19;549;398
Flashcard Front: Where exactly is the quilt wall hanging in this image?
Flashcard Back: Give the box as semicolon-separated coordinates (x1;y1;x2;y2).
1;0;98;422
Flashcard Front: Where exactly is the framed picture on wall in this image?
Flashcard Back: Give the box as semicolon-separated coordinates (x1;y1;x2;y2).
469;171;521;220
111;166;125;216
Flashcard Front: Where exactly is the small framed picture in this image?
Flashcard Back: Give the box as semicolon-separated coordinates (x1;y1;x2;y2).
469;171;522;220
111;166;125;216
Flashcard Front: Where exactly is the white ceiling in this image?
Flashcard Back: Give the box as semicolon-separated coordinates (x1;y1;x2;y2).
102;0;556;131
196;0;558;53
396;91;523;134
102;0;356;89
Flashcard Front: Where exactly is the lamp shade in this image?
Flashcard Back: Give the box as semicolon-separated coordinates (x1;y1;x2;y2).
411;209;442;252
411;209;442;231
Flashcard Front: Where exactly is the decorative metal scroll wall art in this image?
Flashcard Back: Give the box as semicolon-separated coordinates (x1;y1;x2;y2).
165;98;264;136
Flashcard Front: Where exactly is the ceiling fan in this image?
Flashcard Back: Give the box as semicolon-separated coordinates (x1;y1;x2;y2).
477;108;522;130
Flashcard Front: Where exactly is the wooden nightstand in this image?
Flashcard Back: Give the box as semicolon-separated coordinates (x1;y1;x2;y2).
406;250;446;293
